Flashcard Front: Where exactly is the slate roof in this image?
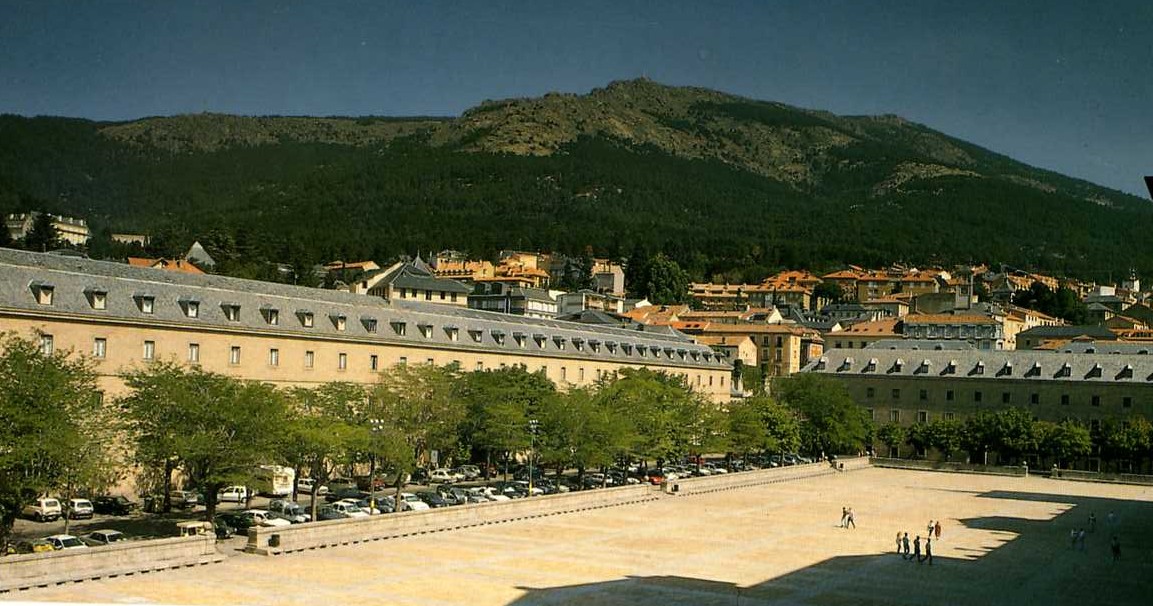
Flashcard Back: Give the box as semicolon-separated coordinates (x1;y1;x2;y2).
1017;325;1117;340
370;261;472;294
0;248;728;371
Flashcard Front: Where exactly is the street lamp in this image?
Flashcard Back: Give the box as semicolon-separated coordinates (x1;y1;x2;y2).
528;419;539;497
368;418;385;513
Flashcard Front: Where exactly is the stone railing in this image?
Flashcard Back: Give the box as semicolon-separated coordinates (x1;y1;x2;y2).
0;534;221;594
246;484;660;555
870;457;1027;477
1052;469;1153;486
664;457;871;496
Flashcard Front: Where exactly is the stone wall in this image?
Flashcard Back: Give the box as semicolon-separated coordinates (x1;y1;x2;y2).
663;457;871;496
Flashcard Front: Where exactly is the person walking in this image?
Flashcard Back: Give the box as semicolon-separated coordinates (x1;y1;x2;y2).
927;520;934;537
1077;528;1086;552
896;531;904;555
902;532;911;560
911;536;922;562
846;508;856;529
840;507;848;528
934;520;942;540
919;537;933;565
1089;512;1097;532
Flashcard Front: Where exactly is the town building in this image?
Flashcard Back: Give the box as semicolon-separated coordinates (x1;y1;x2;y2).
353;259;472;306
467;279;558;319
5;212;91;245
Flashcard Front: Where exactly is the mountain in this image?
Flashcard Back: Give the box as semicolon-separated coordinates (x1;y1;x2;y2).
0;79;1148;284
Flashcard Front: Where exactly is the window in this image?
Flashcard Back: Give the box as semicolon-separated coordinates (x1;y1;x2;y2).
426;358;435;365
891;388;900;400
184;300;199;318
889;409;900;423
137;295;155;314
451;293;458;303
334;315;347;331
398;356;407;366
391;321;406;336
143;340;155;360
866;387;875;399
266;308;280;325
304;351;315;369
1061;394;1070;406
188;343;200;363
447;327;460;342
919;389;928;401
34;284;55;305
475;361;484;371
974;391;983;403
946;390;954;402
1123;396;1132;409
424;290;432;301
230;346;241;365
370;354;379;371
363;318;378;333
560;367;567;381
300;311;314;327
1091;395;1100;407
90;291;107;310
943;412;955;421
866;408;875;421
1002;392;1012;404
38;333;54;355
419;324;433;338
579;368;585;382
1030;393;1039;405
93;338;107;358
917;410;929;424
338;353;347;370
225;305;241;321
269;348;280;367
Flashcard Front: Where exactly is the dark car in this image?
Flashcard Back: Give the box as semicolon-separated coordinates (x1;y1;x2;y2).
415;491;449;508
325;487;368;503
92;495;137;516
314;505;346;521
214;512;256;533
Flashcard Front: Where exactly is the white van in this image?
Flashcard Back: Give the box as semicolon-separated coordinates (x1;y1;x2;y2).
23;498;63;522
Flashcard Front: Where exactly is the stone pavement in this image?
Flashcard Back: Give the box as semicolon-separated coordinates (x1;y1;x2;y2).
6;468;1152;605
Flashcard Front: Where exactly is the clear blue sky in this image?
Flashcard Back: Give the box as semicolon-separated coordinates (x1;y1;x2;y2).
2;1;1150;196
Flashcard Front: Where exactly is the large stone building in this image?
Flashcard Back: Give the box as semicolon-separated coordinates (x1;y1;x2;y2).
0;249;733;403
5;212;91;246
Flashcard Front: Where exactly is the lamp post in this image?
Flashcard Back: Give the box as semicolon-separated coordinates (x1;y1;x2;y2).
528;419;539;497
368;418;384;513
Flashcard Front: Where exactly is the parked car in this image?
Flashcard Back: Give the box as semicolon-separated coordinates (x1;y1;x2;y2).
327;477;358;492
92;495;137;515
215;512;256;533
217;485;249;503
435;485;471;505
168;490;199;509
325;487;367;503
13;539;54;554
467;486;510;502
22;497;62;522
64;498;94;519
314;505;346;521
327;501;370;518
243;509;293;528
454;465;481;480
267;499;311;523
428;468;463;483
415;490;449;508
295;478;329;496
81;529;127;546
397;493;430;511
44;534;88;550
212;519;235;540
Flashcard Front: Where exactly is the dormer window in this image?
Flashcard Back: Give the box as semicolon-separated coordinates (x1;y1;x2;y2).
469;329;483;343
637;344;647;357
1086;363;1103;379
605;341;617;353
418;322;433;338
445;325;460;341
621;343;633;355
135;294;155;314
553;336;566;350
815;356;828;371
572;337;584;351
491;330;505;345
391;320;407;336
513;332;527;348
1058;362;1072;378
222;303;241;322
84;288;107;310
864;358;878;373
1118;364;1134;380
262;307;280;325
533;333;547;349
31;281;54;306
179;298;200;318
974;361;985;375
297;310;314;328
332;314;347;331
362;316;378;333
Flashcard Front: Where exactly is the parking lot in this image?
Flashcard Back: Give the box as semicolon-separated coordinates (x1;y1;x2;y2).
7;467;1153;605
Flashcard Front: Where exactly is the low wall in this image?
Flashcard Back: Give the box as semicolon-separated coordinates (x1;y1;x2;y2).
0;535;221;593
246;484;660;555
665;457;871;496
870;457;1027;477
1053;469;1153;486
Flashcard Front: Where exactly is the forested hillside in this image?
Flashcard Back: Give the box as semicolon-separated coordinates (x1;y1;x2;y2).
0;79;1148;284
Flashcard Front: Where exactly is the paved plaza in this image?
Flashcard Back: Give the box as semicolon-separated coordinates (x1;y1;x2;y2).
6;467;1152;606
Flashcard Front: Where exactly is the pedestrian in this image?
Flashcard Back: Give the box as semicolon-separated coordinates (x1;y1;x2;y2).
902;532;911;559
934;520;941;540
896;531;903;555
920;537;933;565
1111;536;1120;561
840;506;848;528
911;536;922;562
1076;529;1086;552
1088;512;1096;532
846;508;856;529
1069;528;1078;549
927;520;934;537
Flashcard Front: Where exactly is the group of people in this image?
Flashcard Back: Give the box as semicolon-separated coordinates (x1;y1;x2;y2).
896;520;942;565
1073;511;1122;562
839;506;856;529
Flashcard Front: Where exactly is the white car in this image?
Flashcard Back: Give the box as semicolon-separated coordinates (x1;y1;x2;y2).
428;468;464;483
65;498;95;519
23;497;63;522
45;534;88;550
296;478;329;496
217;486;249;503
398;493;430;511
328;501;370;518
467;487;510;502
243;509;293;527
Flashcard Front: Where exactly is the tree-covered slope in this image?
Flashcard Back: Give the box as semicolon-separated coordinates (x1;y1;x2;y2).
0;79;1148;284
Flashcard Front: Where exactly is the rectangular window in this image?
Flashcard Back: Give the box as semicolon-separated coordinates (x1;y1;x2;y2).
39;334;53;359
1123;396;1132;409
91;292;106;310
866;408;875;421
1061;394;1070;405
370;354;379;370
425;290;432;301
889;409;900;423
944;412;955;421
304;350;315;369
560;367;567;381
426;358;434;365
93;337;107;358
365;318;378;333
866;387;875;399
439;291;446;300
1091;395;1100;407
267;309;279;325
335;316;347;331
475;361;484;371
891;388;900;400
36;286;54;305
337;353;347;370
143;340;155;360
451;293;458;303
269;348;280;367
140;297;154;314
946;390;955;402
230;346;241;365
398;356;407;366
302;312;314;328
579;368;585;382
224;305;240;321
1002;392;1012;404
188;343;200;363
186;301;199;318
1030;393;1039;405
974;391;983;403
919;389;928;401
917;410;929;424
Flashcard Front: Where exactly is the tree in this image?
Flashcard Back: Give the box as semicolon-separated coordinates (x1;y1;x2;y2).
120;363;290;519
0;332;113;545
775;374;870;456
645;253;691;305
1036;420;1092;469
558;252;595;292
812;280;843;305
876;423;906;458
1101;416;1152;472
725;395;800;460
926;418;965;461
23;211;60;252
369;363;466;471
538;387;633;482
282;383;368;518
458;367;557;479
597;368;707;470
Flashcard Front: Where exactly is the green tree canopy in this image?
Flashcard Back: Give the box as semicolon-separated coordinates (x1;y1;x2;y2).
775;373;870;456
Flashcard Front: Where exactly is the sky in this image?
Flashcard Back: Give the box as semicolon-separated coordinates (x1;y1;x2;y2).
1;1;1150;197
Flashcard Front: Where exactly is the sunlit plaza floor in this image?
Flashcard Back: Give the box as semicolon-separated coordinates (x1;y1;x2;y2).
7;467;1152;606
